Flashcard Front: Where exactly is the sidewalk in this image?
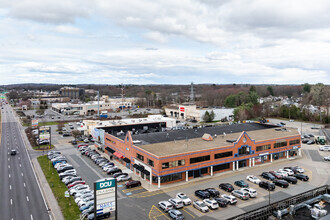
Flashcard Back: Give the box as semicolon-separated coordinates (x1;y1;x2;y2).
14;108;64;220
92;145;304;193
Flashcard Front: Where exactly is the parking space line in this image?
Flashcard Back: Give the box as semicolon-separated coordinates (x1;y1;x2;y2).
122;186;143;193
182;207;196;218
148;205;171;220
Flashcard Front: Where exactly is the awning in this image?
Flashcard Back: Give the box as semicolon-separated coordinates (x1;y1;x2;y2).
136;165;144;172
123;158;130;163
105;147;115;153
133;164;139;169
113;152;124;159
142;170;150;175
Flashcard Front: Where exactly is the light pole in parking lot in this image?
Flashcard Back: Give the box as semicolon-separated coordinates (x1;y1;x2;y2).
268;185;271;205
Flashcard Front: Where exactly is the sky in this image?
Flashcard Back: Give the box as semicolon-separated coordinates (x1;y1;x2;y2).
0;0;330;85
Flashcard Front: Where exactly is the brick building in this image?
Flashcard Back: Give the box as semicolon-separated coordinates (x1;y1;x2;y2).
103;123;301;188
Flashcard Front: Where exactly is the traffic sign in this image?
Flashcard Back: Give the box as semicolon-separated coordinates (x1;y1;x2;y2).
64;191;69;198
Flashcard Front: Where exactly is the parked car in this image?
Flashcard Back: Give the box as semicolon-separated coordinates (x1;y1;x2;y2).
307;140;315;145
203;199;219;210
87;212;110;220
158;201;173;212
70;185;90;196
231;190;249;200
282;176;297;184
324;156;330;161
176;192;191;205
259;181;275;191
284;166;304;173
74;189;92;199
168;198;184;209
241;188;257;198
107;168;122;175
71;140;77;145
195;190;210;199
65;176;82;185
261;172;275;180
75;194;93;204
246;175;261;184
80;201;94;212
273;179;289;188
234;180;249;188
219;183;234;192
205;188;220;197
220;194;237;205
294;173;309;181
125;180;141;188
319;146;330;151
168;209;184;220
116;174;132;182
68;181;86;189
276;170;288;178
193;200;209;213
269;171;283;179
214;197;229;207
280;169;294;176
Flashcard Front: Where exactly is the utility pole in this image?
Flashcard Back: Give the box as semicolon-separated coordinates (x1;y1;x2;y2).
97;90;100;117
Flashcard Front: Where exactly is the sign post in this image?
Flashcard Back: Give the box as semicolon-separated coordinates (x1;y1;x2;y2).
94;178;117;219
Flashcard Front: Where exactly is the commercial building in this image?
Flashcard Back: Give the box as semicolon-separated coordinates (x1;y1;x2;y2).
59;87;85;100
52;101;111;116
103;123;301;188
164;104;234;122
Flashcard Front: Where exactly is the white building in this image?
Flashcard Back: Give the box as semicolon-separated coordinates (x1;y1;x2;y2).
164;105;234;122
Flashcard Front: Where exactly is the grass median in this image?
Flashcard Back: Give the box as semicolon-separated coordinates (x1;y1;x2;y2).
37;155;81;220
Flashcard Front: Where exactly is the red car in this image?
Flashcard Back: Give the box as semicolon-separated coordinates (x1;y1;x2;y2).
68;181;85;189
125;180;141;188
269;171;282;179
77;144;88;149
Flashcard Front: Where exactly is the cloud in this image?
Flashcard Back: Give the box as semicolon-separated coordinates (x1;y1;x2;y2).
144;31;168;43
53;25;83;35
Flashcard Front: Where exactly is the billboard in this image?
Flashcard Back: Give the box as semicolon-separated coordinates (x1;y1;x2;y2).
31;119;38;127
39;126;51;141
94;178;117;217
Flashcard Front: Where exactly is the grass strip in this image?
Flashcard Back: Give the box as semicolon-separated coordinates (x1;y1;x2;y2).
37;155;81;220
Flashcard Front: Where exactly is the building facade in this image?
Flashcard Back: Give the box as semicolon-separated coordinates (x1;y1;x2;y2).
60;87;85;99
103;124;301;188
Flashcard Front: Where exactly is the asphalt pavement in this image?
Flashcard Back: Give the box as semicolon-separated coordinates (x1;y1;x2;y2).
0;104;50;220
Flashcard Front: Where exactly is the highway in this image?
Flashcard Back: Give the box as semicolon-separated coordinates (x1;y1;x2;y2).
0;104;50;220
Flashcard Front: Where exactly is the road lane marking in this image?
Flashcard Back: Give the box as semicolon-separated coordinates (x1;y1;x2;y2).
21;172;23;177
24;182;26;187
10;199;12;205
18;157;20;160
8;165;10;169
9;185;11;190
26;196;29;202
8;158;9;161
182;207;196;218
9;174;11;178
30;214;33;220
19;164;21;167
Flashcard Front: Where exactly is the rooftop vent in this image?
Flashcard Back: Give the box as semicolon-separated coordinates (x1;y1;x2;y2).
202;133;213;141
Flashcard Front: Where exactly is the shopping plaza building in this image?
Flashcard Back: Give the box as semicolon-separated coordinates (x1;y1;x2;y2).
102;123;301;188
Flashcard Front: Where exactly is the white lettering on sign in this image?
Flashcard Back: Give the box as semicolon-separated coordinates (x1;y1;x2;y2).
97;201;115;210
100;181;113;189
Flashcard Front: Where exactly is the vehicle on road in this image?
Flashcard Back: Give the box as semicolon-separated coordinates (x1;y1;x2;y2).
10;149;17;155
294;173;309;181
168;209;184;220
203;199;219;210
125;180;141;188
176;193;191;205
195;190;211;199
220;194;237;205
158;201;173;212
219;183;234;192
234;180;249;188
193;200;209;213
246;175;261;184
168;198;184;209
241;188;257;198
259;181;275;191
231;190;249;200
273;179;289;188
261;172;275;180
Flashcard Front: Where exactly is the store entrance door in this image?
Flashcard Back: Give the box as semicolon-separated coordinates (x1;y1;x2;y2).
238;160;247;168
193;169;201;178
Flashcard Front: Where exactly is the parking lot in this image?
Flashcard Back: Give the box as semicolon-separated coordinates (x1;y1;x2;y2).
49;119;330;220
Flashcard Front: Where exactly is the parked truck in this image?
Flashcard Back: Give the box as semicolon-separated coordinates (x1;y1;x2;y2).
315;136;326;145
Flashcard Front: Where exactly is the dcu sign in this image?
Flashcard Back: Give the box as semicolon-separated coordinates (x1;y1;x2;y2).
94;178;117;218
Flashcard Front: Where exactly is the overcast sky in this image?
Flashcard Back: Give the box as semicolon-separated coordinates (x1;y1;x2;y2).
1;0;330;85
